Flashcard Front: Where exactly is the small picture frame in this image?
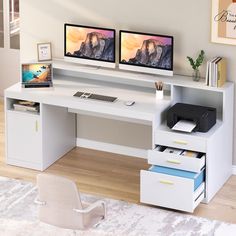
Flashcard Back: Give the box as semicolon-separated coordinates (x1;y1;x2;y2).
37;42;52;61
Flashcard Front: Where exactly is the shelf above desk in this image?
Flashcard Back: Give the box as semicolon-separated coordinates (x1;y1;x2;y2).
53;58;233;92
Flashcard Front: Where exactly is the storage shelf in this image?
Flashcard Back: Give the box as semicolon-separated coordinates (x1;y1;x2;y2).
53;58;232;92
157;120;223;139
7;109;40;116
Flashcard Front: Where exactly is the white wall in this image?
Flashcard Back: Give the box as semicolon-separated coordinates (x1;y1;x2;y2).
0;0;20;95
20;0;236;162
0;50;20;93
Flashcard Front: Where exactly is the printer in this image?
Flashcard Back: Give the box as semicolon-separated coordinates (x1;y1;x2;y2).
167;103;217;133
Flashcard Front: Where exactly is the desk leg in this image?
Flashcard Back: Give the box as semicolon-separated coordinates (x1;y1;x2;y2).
41;104;76;170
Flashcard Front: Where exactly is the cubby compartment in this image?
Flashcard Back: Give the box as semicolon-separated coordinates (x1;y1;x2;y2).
148;145;205;173
172;85;223;121
6;98;40;115
140;166;205;212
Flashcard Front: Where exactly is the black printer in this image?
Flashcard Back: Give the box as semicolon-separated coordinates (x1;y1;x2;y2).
167;103;216;133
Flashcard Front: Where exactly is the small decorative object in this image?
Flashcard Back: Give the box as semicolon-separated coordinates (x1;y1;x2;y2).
187;50;205;82
37;42;52;61
155;81;164;100
211;0;236;45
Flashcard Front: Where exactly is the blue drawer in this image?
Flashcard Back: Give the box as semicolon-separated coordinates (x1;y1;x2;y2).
149;165;205;191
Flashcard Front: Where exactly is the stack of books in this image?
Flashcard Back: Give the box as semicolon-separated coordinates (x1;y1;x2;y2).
205;57;226;87
13;101;39;113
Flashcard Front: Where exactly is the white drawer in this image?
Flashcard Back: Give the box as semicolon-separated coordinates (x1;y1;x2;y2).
140;170;205;212
155;129;206;153
148;146;205;173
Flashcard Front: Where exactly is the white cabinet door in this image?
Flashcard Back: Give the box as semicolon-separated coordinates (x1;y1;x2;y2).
7;111;42;164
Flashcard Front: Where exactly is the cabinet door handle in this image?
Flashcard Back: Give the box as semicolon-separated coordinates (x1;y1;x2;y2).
173;140;188;145
35;121;38;132
159;179;174;185
167;159;181;164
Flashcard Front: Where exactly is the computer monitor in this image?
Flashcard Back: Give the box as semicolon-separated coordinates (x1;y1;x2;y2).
21;63;53;88
64;24;116;68
119;30;174;76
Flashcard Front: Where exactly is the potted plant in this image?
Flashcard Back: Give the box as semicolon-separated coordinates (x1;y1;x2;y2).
187;50;205;81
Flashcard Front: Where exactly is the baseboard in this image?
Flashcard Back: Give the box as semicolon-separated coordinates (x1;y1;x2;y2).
232;165;236;175
76;138;147;159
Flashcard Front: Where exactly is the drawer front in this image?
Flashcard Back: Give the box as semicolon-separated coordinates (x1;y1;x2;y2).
155;130;206;153
140;170;205;212
148;148;205;173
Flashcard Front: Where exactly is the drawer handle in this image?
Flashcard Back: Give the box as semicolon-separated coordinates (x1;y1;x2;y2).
35;121;38;132
173;140;188;145
159;179;174;185
167;159;181;164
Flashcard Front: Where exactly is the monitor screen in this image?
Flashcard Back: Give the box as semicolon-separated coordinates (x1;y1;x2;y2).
21;63;52;86
119;30;174;76
64;24;116;67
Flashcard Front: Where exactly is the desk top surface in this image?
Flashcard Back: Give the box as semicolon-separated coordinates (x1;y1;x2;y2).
5;76;172;123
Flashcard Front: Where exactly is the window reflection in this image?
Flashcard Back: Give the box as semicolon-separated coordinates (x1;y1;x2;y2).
9;0;20;49
0;0;3;48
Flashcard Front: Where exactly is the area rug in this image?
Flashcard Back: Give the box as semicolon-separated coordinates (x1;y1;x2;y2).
0;176;235;236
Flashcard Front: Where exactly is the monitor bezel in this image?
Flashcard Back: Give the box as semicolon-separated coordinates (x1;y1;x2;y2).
119;30;174;72
64;23;116;64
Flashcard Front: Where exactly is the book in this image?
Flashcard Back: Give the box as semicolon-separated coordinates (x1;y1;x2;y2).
213;57;222;87
210;57;221;87
13;101;39;113
208;57;216;87
205;57;226;88
205;61;210;86
217;58;227;87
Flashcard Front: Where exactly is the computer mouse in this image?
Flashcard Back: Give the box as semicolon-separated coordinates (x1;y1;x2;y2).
124;101;135;106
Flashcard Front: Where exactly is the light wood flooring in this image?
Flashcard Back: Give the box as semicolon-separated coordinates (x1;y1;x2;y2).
0;100;236;224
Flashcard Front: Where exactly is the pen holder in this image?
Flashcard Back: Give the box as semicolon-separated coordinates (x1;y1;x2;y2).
156;90;164;100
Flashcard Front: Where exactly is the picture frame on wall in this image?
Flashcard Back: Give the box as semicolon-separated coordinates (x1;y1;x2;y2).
211;0;236;45
37;42;52;61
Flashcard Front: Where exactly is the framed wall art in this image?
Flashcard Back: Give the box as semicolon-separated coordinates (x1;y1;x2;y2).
211;0;236;45
37;42;52;61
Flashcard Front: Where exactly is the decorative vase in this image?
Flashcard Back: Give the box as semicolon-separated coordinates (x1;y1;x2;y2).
192;69;201;82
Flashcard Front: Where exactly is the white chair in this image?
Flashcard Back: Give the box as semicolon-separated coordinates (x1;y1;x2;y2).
36;173;106;230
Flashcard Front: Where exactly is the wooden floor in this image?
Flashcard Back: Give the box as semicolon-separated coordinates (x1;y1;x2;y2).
1;100;236;224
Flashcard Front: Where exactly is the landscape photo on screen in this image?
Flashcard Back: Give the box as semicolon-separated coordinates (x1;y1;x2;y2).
65;25;115;62
120;32;173;69
22;64;52;84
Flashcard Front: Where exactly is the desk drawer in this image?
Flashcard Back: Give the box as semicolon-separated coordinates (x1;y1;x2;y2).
155;130;206;153
140;169;205;212
148;146;205;173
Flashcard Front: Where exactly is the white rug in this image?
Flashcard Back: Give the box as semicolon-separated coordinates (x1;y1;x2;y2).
0;176;235;236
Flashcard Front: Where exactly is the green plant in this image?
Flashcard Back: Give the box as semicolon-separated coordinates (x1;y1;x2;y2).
187;50;205;70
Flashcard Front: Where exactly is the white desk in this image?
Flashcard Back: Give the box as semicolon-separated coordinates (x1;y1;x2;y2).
4;64;234;213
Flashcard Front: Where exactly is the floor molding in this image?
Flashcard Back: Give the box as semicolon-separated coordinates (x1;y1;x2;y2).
233;165;236;175
76;138;147;159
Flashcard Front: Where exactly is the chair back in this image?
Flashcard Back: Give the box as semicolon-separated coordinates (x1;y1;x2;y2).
37;173;84;229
